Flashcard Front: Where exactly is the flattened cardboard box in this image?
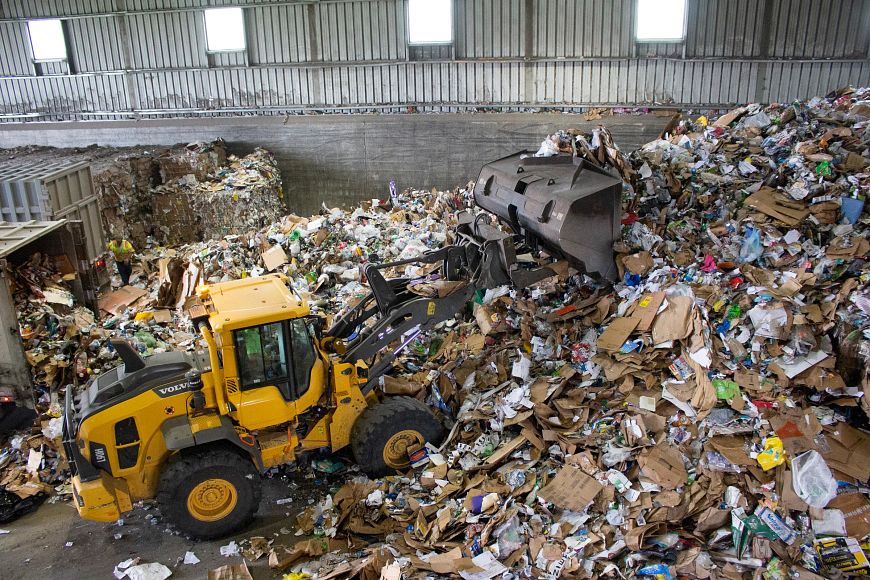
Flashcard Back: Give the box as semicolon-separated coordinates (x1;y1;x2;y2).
596;317;639;352
637;445;688;490
622;251;654;275
208;562;253;580
827;491;870;538
823;423;870;481
651;296;693;344
744;187;809;226
769;409;822;456
709;436;755;466
629;291;666;332
98;285;148;316
262;244;288;271
538;465;603;511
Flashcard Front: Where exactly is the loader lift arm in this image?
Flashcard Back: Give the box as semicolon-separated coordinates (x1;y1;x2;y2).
326;213;559;394
327;152;623;393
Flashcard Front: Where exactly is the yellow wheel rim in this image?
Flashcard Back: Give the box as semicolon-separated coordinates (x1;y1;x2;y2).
382;429;424;469
186;478;238;522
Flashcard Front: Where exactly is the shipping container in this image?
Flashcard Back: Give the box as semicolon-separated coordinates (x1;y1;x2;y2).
0;219;97;412
0;160;105;261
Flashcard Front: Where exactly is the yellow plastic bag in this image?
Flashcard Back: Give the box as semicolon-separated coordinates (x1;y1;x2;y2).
757;436;785;471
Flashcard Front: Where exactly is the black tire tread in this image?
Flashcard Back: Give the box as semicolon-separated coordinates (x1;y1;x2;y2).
156;447;261;539
351;396;444;477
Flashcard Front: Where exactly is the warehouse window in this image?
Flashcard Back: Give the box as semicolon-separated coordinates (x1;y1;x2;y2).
635;0;687;42
204;7;246;52
407;0;453;45
27;19;67;61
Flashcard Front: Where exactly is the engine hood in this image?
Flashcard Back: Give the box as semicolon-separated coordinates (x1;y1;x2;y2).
76;351;211;421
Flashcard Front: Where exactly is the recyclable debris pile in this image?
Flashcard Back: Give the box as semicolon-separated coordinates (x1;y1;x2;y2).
249;90;870;578
2;88;869;579
93;140;284;246
0;253;99;516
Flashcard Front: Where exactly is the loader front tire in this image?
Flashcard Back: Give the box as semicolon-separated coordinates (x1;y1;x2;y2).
157;448;261;539
351;396;445;477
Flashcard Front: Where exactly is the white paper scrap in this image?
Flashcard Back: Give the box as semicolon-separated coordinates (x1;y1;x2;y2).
26;449;42;474
783;229;801;244
123;563;172;580
511;355;530;381
220;540;239;557
639;396;657;412
775;350;828;379
459;551;509;580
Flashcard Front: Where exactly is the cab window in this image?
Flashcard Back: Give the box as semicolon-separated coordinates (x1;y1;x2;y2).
289;319;316;396
234;323;288;387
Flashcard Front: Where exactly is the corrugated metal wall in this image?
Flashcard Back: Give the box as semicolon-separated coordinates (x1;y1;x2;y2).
0;0;868;121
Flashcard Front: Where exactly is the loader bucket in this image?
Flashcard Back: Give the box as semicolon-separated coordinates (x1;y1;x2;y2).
473;152;623;281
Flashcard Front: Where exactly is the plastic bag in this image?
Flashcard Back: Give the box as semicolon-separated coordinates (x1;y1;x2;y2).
494;516;524;556
738;227;763;264
791;450;838;509
534;136;560;157
788;325;817;358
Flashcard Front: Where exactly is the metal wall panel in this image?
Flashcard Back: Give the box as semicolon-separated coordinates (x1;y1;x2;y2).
128;10;208;69
317;0;406;61
1;0;115;19
247;4;310;64
0;73;129;116
455;0;524;58
768;0;869;58
687;0;763;58
67;15;124;72
533;0;636;58
0;22;33;76
0;0;868;123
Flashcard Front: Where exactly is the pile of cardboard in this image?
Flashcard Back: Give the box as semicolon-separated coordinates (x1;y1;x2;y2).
2;88;869;578
94;141;284;246
93;141;227;246
151;147;285;244
253;90;870;578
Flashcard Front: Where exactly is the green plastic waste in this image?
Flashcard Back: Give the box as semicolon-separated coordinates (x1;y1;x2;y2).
134;331;157;349
815;161;832;176
713;379;741;400
726;304;742;320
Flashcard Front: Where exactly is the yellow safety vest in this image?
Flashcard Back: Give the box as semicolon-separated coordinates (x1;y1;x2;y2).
108;240;134;261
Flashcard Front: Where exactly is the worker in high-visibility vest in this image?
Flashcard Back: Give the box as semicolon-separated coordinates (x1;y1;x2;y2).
107;238;135;286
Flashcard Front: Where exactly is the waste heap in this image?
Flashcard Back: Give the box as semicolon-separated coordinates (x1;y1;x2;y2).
94;141;285;246
247;89;869;579
1;253;103;520
2;88;869;579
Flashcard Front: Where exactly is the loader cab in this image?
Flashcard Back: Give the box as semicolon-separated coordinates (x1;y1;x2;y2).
232;318;318;401
200;274;328;430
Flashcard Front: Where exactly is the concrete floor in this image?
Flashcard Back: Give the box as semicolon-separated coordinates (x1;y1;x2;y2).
0;469;342;580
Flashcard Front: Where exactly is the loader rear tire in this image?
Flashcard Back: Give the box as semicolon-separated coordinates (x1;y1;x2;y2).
351;396;445;477
157;448;261;539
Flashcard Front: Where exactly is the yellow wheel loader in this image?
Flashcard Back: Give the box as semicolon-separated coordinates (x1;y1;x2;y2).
62;153;622;538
